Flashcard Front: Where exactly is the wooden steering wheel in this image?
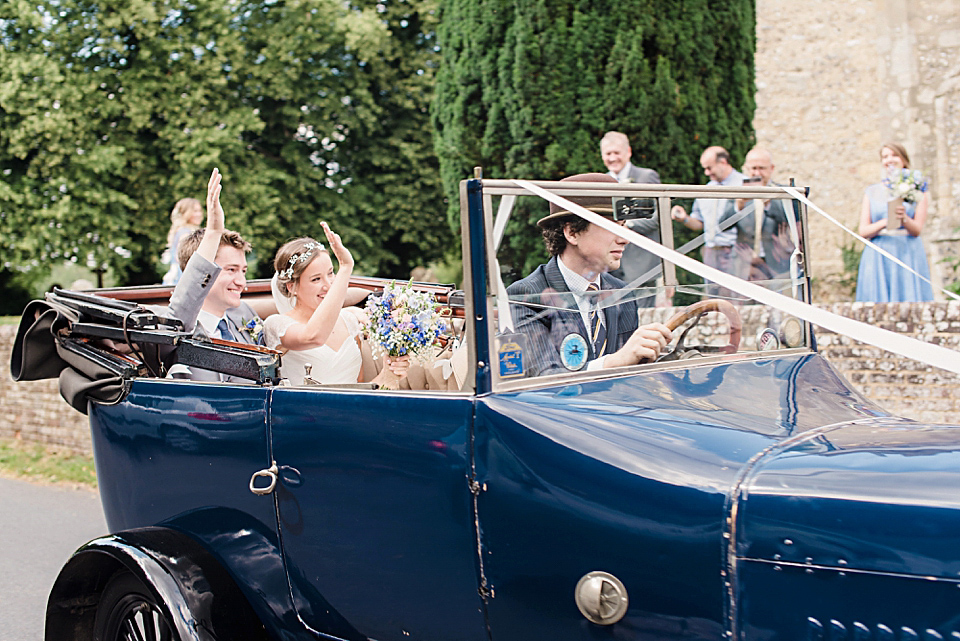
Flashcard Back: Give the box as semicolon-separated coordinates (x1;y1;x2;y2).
661;299;742;359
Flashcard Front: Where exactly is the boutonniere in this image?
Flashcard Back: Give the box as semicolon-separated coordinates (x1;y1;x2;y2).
242;317;264;345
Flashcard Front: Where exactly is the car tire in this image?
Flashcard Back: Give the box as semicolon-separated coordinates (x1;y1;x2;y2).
93;571;179;641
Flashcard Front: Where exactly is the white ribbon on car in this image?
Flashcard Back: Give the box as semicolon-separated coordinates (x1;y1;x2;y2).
511;179;960;376
780;185;960;303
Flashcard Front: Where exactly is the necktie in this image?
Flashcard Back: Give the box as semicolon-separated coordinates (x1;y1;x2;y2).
217;319;237;342
586;283;607;356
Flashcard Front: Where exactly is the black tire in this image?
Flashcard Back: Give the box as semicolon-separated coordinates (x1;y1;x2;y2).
93;571;179;641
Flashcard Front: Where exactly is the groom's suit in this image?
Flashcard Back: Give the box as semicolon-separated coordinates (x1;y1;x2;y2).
159;253;262;383
507;256;640;377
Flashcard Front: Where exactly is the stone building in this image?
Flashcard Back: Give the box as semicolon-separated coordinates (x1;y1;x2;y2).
754;0;960;300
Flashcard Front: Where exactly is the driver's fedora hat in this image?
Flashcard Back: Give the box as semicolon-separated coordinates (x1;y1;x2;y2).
536;173;618;227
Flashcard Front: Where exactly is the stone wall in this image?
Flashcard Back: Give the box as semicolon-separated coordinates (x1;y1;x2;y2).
2;303;958;457
0;325;91;455
754;0;960;300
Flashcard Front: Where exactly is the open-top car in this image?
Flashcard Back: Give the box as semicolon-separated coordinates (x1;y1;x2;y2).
12;174;960;641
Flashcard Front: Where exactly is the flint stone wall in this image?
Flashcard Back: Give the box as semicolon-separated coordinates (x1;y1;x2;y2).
2;304;959;457
754;0;960;301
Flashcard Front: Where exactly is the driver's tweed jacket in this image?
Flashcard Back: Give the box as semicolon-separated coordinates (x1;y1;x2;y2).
507;256;640;377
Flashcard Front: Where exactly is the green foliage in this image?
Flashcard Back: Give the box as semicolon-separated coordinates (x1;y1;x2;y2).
835;238;863;297
0;0;451;288
432;0;756;276
0;438;97;487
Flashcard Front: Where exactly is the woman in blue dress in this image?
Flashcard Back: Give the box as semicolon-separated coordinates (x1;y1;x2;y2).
855;143;934;302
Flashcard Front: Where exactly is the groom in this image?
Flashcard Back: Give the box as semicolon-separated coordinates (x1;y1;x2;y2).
162;168;262;381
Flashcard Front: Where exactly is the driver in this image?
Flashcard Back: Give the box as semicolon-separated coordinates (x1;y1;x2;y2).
507;173;672;377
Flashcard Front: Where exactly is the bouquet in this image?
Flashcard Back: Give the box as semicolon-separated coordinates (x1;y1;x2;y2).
883;168;929;203
363;281;449;360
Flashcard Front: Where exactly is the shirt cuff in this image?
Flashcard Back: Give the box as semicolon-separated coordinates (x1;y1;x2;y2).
587;355;607;372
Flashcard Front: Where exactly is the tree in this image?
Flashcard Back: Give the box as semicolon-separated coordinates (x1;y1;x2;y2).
432;0;756;276
0;0;451;290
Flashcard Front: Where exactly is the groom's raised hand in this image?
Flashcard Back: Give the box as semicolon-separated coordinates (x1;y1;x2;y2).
197;168;225;263
205;167;224;232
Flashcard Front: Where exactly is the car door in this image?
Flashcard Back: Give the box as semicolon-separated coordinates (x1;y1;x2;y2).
268;386;488;641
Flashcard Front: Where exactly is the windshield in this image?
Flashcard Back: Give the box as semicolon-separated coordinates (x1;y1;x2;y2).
481;180;812;388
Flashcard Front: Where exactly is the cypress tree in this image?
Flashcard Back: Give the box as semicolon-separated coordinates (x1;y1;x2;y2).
433;0;756;275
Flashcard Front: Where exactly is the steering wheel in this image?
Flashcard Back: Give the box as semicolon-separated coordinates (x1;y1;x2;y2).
658;299;742;361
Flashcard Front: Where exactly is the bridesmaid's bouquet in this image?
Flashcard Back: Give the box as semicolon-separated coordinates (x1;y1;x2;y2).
884;168;929;203
363;281;449;360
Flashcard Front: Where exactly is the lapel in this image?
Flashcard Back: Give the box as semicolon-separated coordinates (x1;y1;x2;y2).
544;257;589;338
224;306;254;344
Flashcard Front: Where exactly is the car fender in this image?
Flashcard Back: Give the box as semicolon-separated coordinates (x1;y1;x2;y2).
45;527;270;641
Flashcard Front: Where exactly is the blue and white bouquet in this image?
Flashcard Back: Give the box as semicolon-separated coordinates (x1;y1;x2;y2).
363;281;449;360
884;168;929;203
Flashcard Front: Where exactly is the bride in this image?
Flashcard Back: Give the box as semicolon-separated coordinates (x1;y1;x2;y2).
264;222;409;386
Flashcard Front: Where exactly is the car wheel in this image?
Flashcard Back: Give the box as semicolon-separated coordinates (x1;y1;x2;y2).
94;571;178;641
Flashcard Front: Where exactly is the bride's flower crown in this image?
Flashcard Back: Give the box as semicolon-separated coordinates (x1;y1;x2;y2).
279;241;324;280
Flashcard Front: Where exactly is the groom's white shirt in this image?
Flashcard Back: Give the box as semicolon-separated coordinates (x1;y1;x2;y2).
197;310;225;338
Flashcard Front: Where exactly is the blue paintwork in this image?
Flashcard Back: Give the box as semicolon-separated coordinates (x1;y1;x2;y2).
472;353;888;640
89;379;310;641
735;420;960;639
269;387;487;641
466;177;492;395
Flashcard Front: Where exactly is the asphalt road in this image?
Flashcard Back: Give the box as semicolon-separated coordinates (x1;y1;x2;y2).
0;477;107;641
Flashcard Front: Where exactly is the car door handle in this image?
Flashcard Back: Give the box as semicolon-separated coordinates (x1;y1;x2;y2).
249;461;279;496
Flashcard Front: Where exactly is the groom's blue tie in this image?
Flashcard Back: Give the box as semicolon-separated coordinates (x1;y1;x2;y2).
217;319;237;342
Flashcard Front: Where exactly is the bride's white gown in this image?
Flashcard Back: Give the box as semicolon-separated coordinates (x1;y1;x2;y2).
263;311;363;385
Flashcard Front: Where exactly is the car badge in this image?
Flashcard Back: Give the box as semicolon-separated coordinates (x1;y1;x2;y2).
779;316;804;348
560;333;589;371
756;328;781;351
497;333;526;379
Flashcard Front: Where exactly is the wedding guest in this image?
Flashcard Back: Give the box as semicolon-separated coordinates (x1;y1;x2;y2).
162;197;203;285
265;227;410;386
733;148;797;281
600;131;660;306
855;143;934;302
670;146;743;295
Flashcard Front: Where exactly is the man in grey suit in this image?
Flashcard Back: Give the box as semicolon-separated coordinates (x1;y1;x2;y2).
601;131;661;306
162;167;263;381
507;173;671;378
168;227;261;382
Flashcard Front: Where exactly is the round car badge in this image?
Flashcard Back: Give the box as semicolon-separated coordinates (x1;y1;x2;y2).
560;333;589;371
756;328;781;351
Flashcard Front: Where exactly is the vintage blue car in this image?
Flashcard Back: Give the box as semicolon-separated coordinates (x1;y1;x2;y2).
12;176;960;641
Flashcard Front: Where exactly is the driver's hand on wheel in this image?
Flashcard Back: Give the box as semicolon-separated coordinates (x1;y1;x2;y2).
604;323;672;368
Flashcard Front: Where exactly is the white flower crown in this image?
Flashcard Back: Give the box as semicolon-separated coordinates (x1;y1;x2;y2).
279;241;324;280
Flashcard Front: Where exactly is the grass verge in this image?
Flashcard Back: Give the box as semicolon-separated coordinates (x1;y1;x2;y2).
0;438;97;488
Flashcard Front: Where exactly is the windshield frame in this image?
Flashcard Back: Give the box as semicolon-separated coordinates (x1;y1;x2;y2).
461;178;815;393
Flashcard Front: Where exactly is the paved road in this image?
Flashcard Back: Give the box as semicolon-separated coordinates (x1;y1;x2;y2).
0;478;106;641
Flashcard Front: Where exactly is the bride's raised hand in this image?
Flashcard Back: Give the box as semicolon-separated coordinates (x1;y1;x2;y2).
320;221;354;271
